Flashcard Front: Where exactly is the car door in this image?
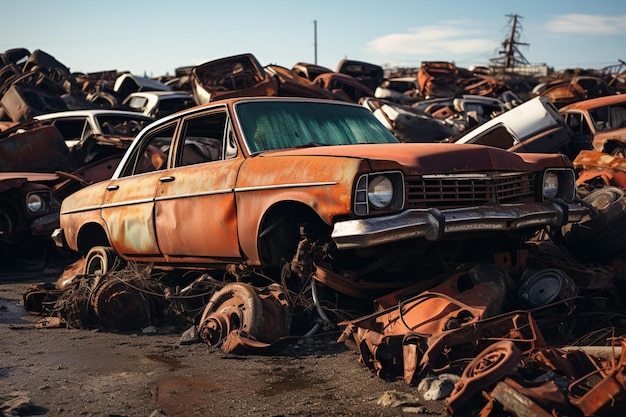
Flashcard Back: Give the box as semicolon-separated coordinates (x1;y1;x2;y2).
155;107;242;262
563;111;593;155
100;122;176;259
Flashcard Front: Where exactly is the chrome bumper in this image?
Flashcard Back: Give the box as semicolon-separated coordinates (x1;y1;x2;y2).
331;201;588;249
51;227;66;248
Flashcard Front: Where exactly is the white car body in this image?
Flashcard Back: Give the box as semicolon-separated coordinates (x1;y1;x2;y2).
122;91;196;119
35;109;153;148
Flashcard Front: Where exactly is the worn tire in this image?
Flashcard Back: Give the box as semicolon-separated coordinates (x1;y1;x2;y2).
84;246;125;276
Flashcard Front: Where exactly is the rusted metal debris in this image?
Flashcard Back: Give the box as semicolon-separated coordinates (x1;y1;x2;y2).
416;61;510;100
198;282;291;354
535;75;616;109
337;256;626;415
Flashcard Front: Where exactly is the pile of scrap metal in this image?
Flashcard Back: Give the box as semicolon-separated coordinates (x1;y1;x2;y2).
361;97;462;143
24;263;295;355
531;63;626;110
332;148;626;415
337;248;626;416
189;53;379;105
412;94;516;133
332;150;626;414
0;118;150;269
533;75;617;109
416;61;511;100
0;47;177;122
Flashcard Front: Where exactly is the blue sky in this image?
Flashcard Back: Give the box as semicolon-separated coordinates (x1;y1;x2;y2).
1;0;625;77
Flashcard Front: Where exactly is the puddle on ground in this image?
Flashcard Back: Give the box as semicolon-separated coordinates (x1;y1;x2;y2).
257;366;327;397
142;354;186;368
155;375;220;415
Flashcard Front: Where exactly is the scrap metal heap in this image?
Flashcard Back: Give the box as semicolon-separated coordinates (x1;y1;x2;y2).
4;47;626;416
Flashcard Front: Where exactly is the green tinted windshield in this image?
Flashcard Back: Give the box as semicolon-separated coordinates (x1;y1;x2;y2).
236;101;399;153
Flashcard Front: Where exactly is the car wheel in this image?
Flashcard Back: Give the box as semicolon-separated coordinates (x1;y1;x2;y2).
84;246;125;276
611;146;626;158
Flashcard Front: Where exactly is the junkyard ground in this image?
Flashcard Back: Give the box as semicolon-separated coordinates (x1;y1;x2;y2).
0;270;446;417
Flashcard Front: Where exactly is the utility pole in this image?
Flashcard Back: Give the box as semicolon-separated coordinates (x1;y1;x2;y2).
314;20;318;64
490;14;530;73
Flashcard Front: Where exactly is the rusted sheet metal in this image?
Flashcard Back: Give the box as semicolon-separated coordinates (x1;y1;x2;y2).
313;72;374;103
444;342;626;416
530;346;600;380
338;265;518;382
574;150;626;188
198;283;291;354
539;75;614;108
311;264;415;300
336;59;384;91
569;338;626;416
415;310;546;375
191;54;277;105
291;62;333;81
418;61;462;99
416;61;508;100
0;123;69;172
264;65;336;100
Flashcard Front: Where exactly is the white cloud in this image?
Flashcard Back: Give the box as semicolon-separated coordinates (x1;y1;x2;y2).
548;14;626;34
367;25;498;56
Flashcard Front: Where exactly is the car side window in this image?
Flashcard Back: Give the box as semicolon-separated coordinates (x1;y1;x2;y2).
178;110;229;167
565;113;590;135
47;118;90;141
121;123;176;177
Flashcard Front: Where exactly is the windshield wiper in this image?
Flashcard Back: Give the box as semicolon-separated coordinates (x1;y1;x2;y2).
295;142;328;148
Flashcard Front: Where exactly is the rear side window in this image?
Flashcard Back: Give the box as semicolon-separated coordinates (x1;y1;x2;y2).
47;118;90;141
121;123;176;177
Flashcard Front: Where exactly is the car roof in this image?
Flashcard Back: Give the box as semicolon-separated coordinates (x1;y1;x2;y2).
560;94;626;112
144;96;361;124
125;91;193;98
35;109;154;120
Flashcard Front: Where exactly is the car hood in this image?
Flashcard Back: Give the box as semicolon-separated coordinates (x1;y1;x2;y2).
260;143;569;173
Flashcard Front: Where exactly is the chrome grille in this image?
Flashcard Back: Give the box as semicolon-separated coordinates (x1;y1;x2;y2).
405;172;536;208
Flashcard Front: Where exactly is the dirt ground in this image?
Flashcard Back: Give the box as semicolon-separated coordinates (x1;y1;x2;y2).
0;269;448;417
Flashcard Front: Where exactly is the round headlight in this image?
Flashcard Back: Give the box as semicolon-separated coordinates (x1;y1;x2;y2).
26;193;45;213
543;172;559;199
368;176;394;209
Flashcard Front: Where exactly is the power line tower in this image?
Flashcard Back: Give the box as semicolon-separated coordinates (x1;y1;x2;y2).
490;14;531;73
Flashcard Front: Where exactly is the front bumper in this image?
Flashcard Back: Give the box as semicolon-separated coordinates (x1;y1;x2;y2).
51;227;66;248
30;212;60;237
331;201;588;249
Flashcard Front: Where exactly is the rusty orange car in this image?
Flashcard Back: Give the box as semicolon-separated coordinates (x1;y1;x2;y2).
52;97;587;297
560;94;626;157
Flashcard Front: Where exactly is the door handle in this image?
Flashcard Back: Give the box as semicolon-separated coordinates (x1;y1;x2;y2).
159;176;175;182
106;185;119;191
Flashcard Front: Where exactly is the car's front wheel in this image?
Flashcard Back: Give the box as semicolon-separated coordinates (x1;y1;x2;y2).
84;246;126;276
611;146;626;158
